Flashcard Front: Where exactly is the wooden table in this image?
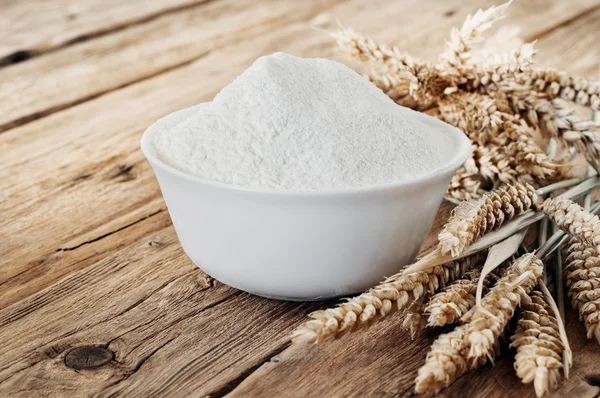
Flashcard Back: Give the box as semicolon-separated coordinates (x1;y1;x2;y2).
2;1;600;396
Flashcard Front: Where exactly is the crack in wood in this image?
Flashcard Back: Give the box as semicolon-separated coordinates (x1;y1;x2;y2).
122;290;242;356
0;0;347;134
0;0;220;68
103;270;205;346
209;342;291;397
102;291;242;395
56;208;165;252
526;2;600;42
0;52;208;134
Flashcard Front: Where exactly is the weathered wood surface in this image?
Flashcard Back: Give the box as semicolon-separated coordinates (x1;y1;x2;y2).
0;0;597;133
1;0;600;397
0;0;210;64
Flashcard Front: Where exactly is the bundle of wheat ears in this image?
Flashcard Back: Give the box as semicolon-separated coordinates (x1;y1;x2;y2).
291;2;600;396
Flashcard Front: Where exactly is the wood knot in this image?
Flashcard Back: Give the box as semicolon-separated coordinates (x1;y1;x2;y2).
64;346;114;370
148;240;161;247
584;374;600;387
110;164;135;182
443;9;456;17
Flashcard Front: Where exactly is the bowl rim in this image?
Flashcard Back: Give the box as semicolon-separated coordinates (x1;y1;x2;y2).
141;104;472;197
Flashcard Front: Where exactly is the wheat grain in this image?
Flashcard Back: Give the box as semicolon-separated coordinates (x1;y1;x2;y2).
402;297;429;338
291;254;482;344
565;239;600;344
440;1;512;70
524;68;600;111
439;92;556;181
425;269;483;327
465;253;544;365
438;182;537;257
416;255;542;393
447;156;483;200
414;325;470;393
508;94;600;172
446;144;519;200
468;42;536;88
510;290;565;397
538;197;600;252
333;26;444;104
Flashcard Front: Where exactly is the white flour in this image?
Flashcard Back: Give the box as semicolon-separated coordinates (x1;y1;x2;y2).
152;53;453;191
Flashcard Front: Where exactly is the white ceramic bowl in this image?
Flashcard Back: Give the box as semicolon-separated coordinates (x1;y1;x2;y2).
141;105;471;301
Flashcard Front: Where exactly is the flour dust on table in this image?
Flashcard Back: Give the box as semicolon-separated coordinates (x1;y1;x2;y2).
152;53;454;191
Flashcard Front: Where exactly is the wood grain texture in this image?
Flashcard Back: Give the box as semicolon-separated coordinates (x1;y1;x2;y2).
0;0;506;310
0;221;321;397
227;306;600;398
0;0;597;133
2;0;600;396
0;0;209;64
535;5;600;77
0;0;344;132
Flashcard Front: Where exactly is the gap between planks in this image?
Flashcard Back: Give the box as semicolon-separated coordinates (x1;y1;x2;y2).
2;0;598;135
524;2;600;42
0;0;218;67
0;0;346;134
0;52;209;134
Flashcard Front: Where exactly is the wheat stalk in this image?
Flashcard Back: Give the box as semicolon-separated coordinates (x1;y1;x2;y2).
465;253;544;365
438;182;537;257
510;290;566;397
538;197;600;252
565;238;600;344
291;254;483;344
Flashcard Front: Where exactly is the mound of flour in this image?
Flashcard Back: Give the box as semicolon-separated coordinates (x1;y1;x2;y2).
152;53;453;191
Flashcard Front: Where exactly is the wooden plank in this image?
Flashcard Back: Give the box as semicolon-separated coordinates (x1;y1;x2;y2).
0;0;346;132
0;208;170;310
225;306;600;398
1;0;600;396
0;0;209;64
0;221;322;397
0;0;341;308
217;5;600;398
2;0;593;301
534;5;600;77
0;0;596;133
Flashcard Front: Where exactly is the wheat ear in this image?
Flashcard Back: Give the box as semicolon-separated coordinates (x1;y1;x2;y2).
468;42;536;88
439;92;555;181
425;269;484;327
538;197;600;253
509;94;600;173
402;297;429;338
440;1;512;69
510;290;566;397
565;239;600;344
525;68;600;111
414;325;469;393
438;182;537;257
291;254;482;344
332;26;444;104
465;253;544;365
416;254;543;393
